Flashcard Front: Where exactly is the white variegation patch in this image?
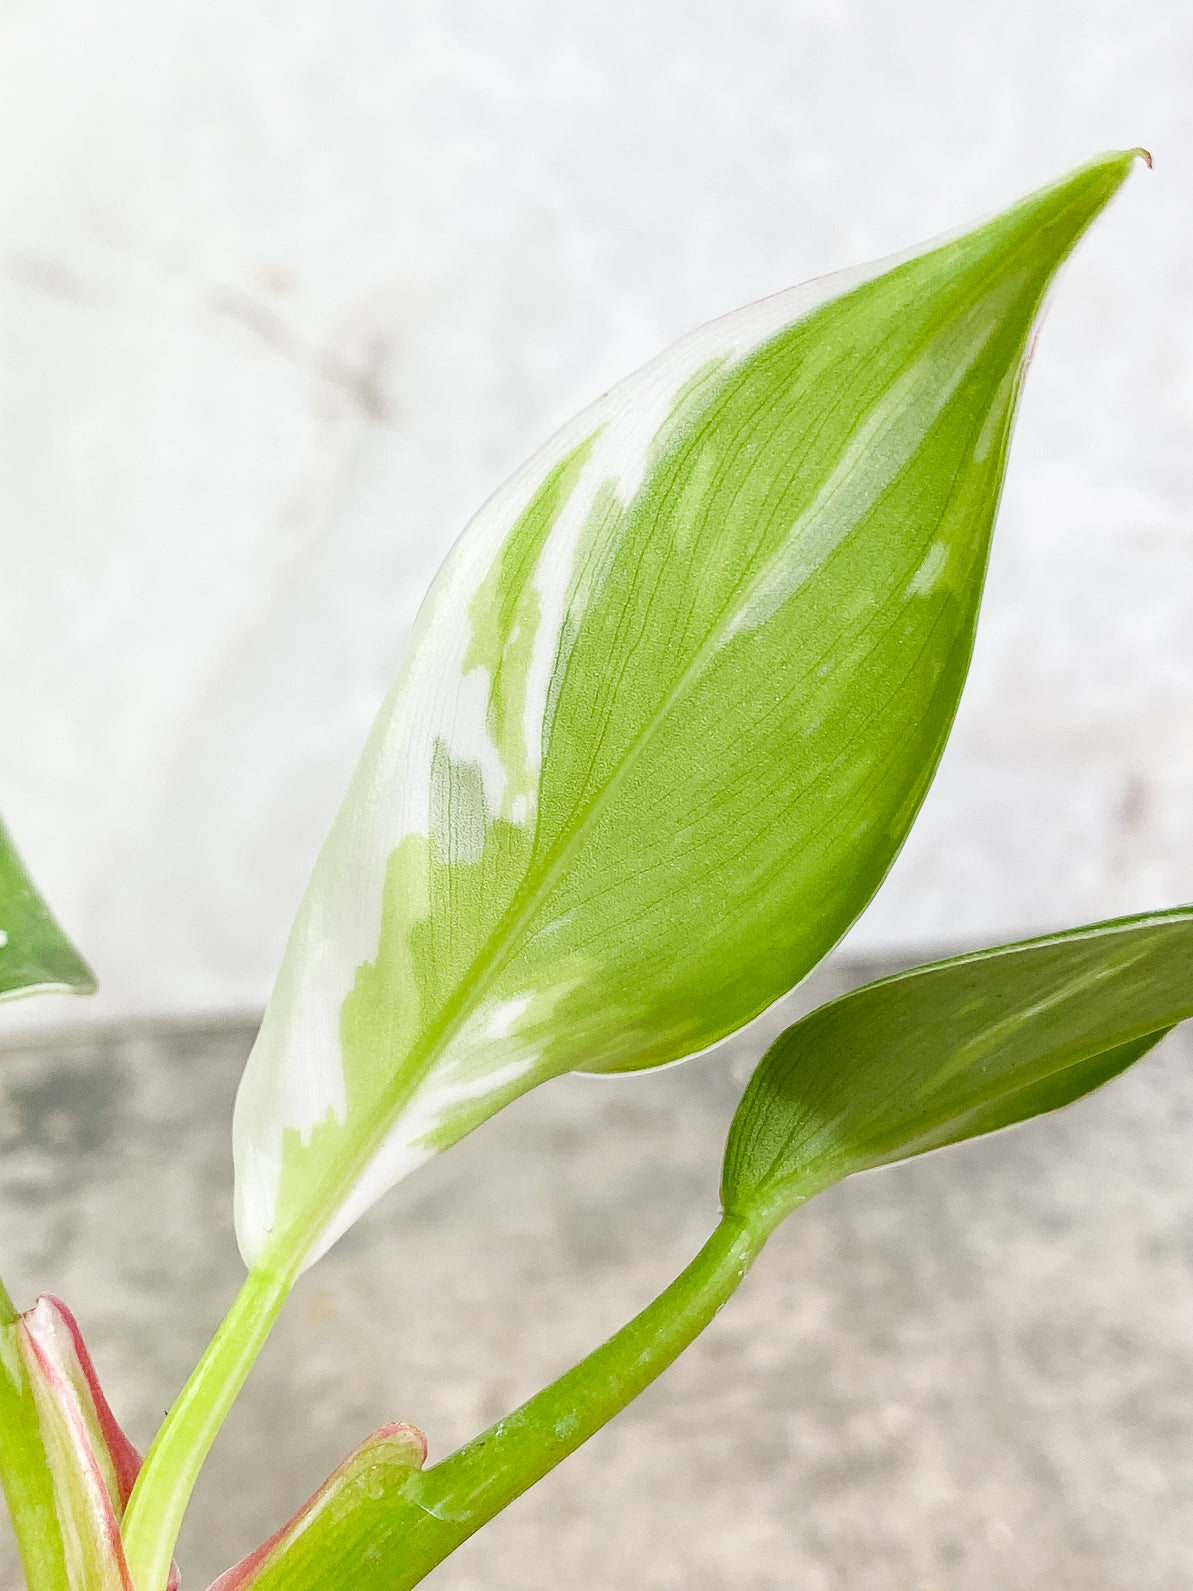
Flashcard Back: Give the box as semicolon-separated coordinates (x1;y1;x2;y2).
303;994;544;1266
907;542;949;597
306;1059;534;1265
725;276;1026;639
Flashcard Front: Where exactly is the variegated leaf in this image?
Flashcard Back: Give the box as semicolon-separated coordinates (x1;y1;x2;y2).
234;151;1144;1273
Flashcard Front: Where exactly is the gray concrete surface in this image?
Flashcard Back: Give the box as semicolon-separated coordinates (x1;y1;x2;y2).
3;960;1193;1589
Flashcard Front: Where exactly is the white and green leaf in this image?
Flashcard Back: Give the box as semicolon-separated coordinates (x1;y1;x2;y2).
0;816;95;1003
234;151;1145;1275
723;906;1193;1232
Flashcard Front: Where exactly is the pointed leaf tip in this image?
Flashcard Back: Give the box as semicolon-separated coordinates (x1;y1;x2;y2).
0;817;95;1003
723;907;1193;1233
235;153;1141;1274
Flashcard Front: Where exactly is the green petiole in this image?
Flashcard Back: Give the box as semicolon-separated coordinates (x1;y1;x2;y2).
120;1260;297;1591
242;1211;768;1590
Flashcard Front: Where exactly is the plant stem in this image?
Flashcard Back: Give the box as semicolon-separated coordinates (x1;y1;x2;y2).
120;1261;296;1591
420;1211;765;1533
248;1211;768;1591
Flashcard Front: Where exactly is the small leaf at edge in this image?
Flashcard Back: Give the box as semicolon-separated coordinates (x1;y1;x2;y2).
0;816;95;1003
723;906;1193;1231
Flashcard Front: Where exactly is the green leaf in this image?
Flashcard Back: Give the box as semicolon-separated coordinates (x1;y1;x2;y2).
722;906;1193;1232
11;1295;179;1591
0;816;95;1003
233;150;1145;1276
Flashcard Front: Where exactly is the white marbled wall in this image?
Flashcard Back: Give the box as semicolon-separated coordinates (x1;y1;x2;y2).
2;0;1191;1027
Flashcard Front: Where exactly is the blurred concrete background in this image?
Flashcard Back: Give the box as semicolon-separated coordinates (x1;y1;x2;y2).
1;0;1192;1029
3;962;1193;1589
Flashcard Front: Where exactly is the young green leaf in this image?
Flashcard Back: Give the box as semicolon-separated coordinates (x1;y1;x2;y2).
0;816;95;1002
15;1296;180;1591
234;151;1144;1276
723;906;1193;1233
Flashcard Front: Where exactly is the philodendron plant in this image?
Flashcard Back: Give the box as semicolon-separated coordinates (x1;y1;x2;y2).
1;147;1182;1591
